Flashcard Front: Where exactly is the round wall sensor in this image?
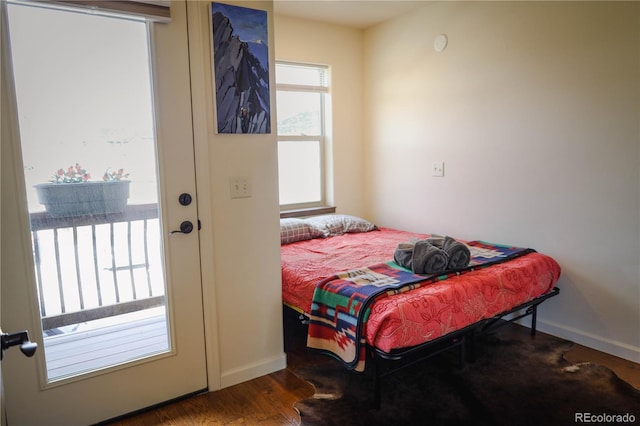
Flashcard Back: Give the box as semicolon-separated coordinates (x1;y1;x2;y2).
434;34;448;52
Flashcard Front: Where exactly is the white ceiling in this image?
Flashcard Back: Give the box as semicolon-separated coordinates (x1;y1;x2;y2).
273;0;428;29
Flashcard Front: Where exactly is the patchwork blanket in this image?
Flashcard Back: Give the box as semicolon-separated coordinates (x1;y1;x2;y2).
306;241;535;371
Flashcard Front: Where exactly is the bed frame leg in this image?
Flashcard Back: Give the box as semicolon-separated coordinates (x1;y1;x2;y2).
530;305;538;336
466;330;477;362
458;335;467;369
371;353;382;409
373;352;382;409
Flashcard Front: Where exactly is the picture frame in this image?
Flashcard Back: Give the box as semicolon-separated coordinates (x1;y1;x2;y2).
211;2;271;134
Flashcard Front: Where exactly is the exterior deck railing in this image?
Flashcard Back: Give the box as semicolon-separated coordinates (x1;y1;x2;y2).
29;203;165;331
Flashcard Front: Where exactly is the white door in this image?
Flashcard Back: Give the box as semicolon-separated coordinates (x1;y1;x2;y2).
1;1;207;424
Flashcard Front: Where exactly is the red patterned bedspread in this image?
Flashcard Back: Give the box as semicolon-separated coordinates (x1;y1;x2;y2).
281;227;561;353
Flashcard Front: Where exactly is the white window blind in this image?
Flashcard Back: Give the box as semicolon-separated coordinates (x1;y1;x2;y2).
276;62;329;91
19;0;171;22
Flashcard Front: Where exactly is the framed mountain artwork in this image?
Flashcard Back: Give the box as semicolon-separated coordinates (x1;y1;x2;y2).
211;2;271;134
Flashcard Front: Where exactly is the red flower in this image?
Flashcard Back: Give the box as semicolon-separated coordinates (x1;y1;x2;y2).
50;163;91;183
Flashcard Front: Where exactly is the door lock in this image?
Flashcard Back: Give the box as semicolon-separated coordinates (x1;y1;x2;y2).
178;193;192;206
1;330;37;361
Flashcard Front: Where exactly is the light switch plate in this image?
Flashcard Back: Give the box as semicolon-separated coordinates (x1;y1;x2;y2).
230;176;252;198
431;161;444;177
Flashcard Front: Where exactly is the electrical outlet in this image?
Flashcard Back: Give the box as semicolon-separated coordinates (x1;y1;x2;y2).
431;161;444;177
229;176;252;198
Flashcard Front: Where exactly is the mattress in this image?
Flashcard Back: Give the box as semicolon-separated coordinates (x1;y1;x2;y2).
281;227;561;353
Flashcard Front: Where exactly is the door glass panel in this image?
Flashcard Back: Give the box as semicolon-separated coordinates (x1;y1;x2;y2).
7;3;169;382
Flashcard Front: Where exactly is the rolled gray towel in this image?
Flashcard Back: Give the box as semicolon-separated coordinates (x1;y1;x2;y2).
412;240;448;274
442;236;471;270
425;236;445;248
393;242;415;271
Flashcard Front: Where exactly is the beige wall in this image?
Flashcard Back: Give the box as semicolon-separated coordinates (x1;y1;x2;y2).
188;0;640;390
188;1;286;388
363;1;640;361
274;15;365;217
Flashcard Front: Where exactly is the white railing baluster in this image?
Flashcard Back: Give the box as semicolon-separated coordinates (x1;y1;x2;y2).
53;228;66;314
109;222;120;303
72;227;84;310
143;219;152;296
33;230;47;317
127;221;136;299
92;224;103;306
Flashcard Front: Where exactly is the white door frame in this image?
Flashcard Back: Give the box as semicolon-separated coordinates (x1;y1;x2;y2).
185;0;221;393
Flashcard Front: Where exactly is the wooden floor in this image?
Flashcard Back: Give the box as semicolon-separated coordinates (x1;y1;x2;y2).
108;326;640;426
564;342;640;389
107;368;313;426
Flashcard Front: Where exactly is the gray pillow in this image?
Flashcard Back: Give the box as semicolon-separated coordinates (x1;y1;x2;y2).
280;218;326;244
305;214;378;236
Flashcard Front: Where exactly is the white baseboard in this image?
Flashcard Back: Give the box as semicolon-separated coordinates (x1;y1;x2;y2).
537;319;640;364
218;352;288;389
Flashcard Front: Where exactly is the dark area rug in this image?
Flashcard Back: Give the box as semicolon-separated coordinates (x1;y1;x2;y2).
286;323;640;426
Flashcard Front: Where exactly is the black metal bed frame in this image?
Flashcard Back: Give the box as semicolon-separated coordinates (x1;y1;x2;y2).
284;287;560;409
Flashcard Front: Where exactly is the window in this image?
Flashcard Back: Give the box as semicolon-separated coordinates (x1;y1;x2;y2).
276;62;330;210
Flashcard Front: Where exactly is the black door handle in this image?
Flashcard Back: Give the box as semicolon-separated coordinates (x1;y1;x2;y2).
169;220;194;235
1;330;37;361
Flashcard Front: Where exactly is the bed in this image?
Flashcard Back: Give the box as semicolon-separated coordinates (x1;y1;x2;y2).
280;215;561;405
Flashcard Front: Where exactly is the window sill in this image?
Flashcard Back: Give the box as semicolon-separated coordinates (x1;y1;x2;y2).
280;206;336;219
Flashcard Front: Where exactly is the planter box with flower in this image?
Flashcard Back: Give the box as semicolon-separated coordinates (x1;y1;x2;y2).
34;164;131;217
